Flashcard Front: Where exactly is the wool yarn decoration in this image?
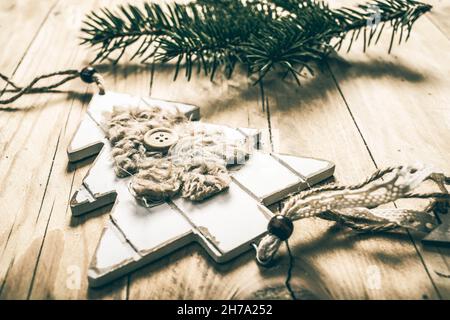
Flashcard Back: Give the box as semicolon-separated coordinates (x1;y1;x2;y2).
104;106;249;204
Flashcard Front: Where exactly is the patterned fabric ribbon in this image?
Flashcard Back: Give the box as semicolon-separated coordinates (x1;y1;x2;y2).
256;166;450;265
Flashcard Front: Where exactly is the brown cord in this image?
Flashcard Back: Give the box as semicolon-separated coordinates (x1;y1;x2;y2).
0;68;105;106
92;72;106;95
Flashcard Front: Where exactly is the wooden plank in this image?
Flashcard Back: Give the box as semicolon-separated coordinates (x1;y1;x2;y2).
0;0;127;299
0;0;59;298
0;0;57;75
0;0;57;249
0;0;58;162
327;14;450;298
264;60;439;299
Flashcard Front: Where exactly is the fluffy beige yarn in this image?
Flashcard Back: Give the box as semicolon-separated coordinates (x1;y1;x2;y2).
107;106;187;178
105;106;247;203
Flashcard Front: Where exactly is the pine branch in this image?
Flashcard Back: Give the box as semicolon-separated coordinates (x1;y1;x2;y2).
81;0;432;84
333;0;432;53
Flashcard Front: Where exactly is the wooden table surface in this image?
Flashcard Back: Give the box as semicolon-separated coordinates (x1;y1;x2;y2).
0;0;449;300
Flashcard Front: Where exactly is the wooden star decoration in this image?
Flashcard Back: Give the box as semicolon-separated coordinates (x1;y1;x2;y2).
68;92;335;287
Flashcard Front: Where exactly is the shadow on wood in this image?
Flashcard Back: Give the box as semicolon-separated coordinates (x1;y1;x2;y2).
91;56;427;118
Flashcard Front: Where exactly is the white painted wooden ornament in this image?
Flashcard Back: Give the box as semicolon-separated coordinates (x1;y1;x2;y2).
68;92;335;287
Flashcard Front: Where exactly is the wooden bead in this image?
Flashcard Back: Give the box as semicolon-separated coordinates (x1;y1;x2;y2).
268;215;293;240
79;67;97;83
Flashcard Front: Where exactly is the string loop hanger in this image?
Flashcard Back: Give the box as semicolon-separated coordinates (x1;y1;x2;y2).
0;66;106;105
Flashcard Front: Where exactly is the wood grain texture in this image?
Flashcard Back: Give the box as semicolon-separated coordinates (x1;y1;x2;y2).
261;63;439;299
0;0;449;299
0;0;57;75
327;10;450;299
0;0;127;299
0;0;57;269
0;0;59;298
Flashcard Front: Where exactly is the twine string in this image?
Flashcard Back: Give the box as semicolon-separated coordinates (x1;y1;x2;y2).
0;68;105;105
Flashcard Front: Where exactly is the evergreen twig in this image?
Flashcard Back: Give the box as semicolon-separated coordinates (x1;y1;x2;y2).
81;0;432;83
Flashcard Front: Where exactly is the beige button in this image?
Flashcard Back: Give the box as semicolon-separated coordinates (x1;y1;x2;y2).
143;128;178;152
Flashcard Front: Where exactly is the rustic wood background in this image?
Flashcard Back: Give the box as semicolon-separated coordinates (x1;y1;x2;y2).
0;0;449;299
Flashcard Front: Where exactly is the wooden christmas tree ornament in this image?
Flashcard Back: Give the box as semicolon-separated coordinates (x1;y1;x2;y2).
67;92;335;287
